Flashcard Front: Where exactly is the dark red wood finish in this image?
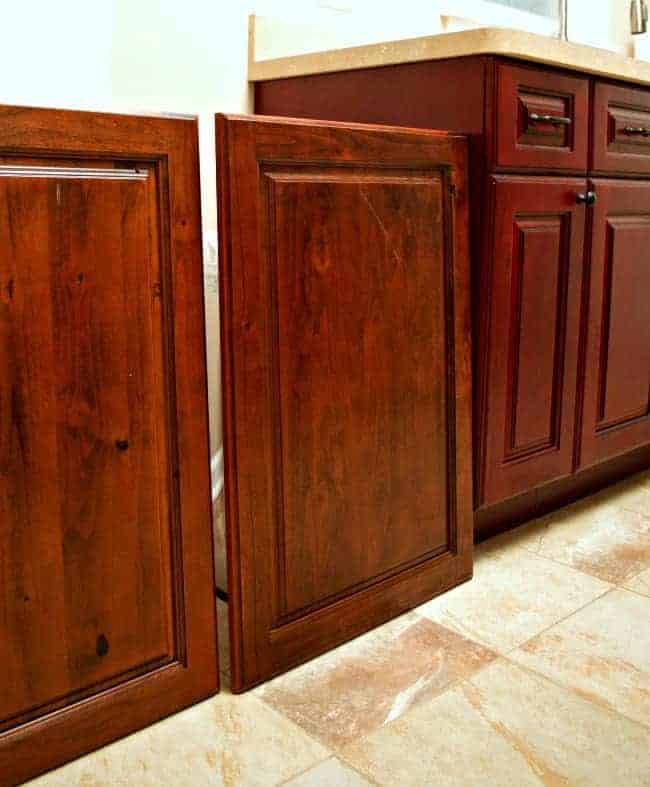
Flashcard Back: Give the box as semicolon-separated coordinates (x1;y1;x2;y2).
479;175;586;505
0;105;217;786
256;56;650;534
579;178;650;467
217;114;473;692
592;82;650;175
494;62;589;172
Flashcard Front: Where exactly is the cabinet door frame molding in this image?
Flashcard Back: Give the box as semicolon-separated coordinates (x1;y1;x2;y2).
0;105;218;786
217;114;474;692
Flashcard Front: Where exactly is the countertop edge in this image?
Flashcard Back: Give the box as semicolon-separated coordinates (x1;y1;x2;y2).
249;23;650;86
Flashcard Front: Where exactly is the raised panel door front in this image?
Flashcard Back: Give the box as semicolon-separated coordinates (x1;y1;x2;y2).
580;179;650;467
217;115;473;691
0;106;217;786
478;175;586;506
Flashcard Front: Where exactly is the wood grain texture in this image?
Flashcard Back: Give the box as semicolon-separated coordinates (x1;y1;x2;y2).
592;82;650;175
255;59;650;531
579;178;650;468
217;114;473;692
0;105;217;787
479;175;586;506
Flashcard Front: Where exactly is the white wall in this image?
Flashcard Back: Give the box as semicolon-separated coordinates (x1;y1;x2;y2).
0;0;114;109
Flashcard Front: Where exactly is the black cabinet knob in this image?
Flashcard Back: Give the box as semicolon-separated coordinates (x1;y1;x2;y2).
576;191;597;206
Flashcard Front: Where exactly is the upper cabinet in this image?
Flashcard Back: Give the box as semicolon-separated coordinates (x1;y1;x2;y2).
0;106;218;786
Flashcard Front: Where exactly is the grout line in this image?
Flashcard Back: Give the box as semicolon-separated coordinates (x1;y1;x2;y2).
254;693;338;760
504;539;621;586
491;654;650;732
411;552;614;657
615;584;650;600
275;755;336;787
331;754;383;787
499;584;615;659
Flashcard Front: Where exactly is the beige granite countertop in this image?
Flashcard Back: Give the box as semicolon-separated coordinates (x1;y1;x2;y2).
249;17;650;86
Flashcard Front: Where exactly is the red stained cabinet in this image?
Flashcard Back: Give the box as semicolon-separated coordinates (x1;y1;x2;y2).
580;179;650;467
480;176;586;505
0;106;218;786
256;58;650;535
217;115;473;691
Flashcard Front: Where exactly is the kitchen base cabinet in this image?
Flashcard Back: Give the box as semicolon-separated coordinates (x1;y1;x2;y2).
0;106;218;786
217;114;473;692
255;57;650;539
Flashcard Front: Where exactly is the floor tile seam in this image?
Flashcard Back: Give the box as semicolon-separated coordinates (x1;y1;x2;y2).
274;755;339;787
247;691;338;762
490;654;650;732
497;585;617;659
515;542;627;584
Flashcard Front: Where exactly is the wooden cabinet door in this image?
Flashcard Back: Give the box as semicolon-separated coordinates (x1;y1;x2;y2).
217;114;473;692
0;106;217;786
478;176;586;507
580;179;650;468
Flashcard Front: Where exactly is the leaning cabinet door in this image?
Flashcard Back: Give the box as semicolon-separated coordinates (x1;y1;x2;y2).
0;106;217;785
217;114;473;692
478;176;586;507
580;179;650;467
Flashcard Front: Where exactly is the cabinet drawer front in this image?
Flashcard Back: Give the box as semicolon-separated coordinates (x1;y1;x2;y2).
496;63;589;171
592;82;650;174
479;176;586;507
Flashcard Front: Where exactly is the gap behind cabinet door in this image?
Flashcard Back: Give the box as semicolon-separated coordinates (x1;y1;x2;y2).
217;114;474;692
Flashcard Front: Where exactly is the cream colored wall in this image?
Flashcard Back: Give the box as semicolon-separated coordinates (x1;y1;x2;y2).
111;1;253;497
0;0;114;108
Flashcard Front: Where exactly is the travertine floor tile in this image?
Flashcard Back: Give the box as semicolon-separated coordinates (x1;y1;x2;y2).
27;691;328;787
512;588;650;727
605;471;650;517
341;659;650;786
282;757;373;786
623;566;650;597
416;547;610;652
506;483;650;585
257;612;496;748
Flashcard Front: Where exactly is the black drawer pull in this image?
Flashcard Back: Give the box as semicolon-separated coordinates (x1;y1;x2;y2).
622;125;650;136
528;112;572;126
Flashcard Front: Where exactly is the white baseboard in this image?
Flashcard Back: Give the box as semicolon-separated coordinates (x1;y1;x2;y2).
211;447;224;502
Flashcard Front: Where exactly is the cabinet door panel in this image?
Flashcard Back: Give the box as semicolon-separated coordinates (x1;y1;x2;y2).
580;180;650;467
479;176;585;506
0;107;217;786
217;114;473;691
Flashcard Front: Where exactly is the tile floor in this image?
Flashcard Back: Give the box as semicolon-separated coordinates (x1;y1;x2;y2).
28;471;650;786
